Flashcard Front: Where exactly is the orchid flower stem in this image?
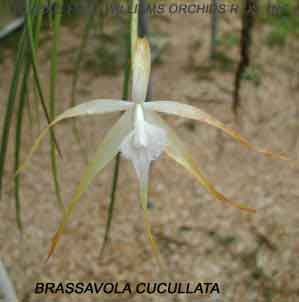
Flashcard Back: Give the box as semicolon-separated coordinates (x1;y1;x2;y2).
100;6;133;256
99;152;121;257
0;30;26;199
49;0;64;212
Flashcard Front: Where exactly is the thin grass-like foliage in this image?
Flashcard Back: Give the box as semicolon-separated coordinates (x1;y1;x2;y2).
0;0;63;227
14;53;31;230
48;0;65;210
70;0;101;163
0;31;26;201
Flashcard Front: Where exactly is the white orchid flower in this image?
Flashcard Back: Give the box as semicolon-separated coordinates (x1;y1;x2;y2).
18;37;291;259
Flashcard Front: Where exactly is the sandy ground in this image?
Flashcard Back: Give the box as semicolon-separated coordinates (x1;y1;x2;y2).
1;7;299;302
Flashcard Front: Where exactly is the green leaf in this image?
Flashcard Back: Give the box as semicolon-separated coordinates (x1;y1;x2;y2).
25;0;61;156
14;57;31;230
49;0;64;211
100;15;132;256
70;0;99;163
71;0;99;108
0;30;27;198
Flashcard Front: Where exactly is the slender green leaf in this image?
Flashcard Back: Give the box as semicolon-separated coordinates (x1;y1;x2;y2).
0;30;27;198
14;0;45;226
14;57;31;230
100;14;132;256
31;0;46;132
49;0;64;210
25;0;62;156
70;1;100;163
34;0;46;46
71;1;99;107
99;152;121;257
25;87;34;133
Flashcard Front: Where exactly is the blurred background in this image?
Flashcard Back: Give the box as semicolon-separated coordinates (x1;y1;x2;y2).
0;0;299;301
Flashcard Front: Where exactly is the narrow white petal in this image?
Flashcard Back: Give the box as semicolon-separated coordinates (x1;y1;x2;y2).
132;38;151;104
144;100;209;121
144;101;291;161
56;99;133;121
16;100;132;175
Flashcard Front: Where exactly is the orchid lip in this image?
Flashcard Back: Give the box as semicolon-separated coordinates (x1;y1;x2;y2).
120;103;167;182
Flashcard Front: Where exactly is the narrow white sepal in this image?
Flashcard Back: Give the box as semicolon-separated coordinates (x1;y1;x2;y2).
132;38;151;103
120;106;167;181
